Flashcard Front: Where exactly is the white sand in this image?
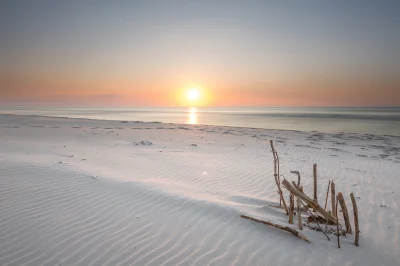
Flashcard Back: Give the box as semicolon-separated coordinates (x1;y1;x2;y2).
0;114;399;266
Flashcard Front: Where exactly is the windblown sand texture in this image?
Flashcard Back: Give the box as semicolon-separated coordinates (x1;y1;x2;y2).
1;114;399;265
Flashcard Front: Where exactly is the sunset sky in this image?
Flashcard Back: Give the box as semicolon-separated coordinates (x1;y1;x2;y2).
1;1;399;107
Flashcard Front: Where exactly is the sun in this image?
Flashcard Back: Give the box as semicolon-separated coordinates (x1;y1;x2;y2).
176;85;209;107
186;88;200;101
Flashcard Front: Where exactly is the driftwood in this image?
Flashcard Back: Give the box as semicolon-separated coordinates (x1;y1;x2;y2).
276;149;281;206
241;214;310;243
324;180;331;210
331;181;336;218
350;193;360;246
338;192;353;234
282;179;338;224
307;214;335;225
289;194;294;224
336;195;340;248
298;186;303;230
296;186;331;241
291;182;303;229
270;141;288;215
313;164;318;202
306;223;344;237
269;203;308;213
301;203;331;241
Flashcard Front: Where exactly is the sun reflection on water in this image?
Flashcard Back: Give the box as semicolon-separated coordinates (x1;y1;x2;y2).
188;107;198;124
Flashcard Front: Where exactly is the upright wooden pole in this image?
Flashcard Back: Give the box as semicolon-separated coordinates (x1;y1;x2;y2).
289;194;294;224
277;151;281;207
331;181;336;218
336;195;340;248
270;141;288;215
297;186;303;230
338;192;353;234
324;180;331;210
313;164;318;203
350;193;359;246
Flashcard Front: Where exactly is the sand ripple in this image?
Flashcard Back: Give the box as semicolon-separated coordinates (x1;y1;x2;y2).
0;114;399;265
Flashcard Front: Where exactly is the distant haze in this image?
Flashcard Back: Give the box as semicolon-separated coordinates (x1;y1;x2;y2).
1;1;399;106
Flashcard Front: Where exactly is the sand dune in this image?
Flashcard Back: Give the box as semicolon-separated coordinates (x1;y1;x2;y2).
0;114;399;265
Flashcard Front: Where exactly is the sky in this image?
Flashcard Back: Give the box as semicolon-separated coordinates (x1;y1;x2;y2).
1;0;399;107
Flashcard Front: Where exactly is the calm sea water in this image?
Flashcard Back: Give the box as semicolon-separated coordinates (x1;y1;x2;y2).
1;106;400;136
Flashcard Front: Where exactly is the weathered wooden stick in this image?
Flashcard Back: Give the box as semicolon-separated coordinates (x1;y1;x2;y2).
350;193;359;246
270;141;288;214
270;141;279;205
324;180;331;211
313;164;318;202
331;181;336;218
290;171;301;188
282;179;338;224
299;200;331;241
297;186;303;230
276;151;282;207
276;151;280;183
336;195;340;248
268;204;308;213
293;186;310;213
289;194;294;224
241;214;310;243
338;192;353;234
270;141;278;202
290;182;300;211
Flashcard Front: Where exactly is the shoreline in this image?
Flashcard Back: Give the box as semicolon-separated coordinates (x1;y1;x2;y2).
2;113;400;138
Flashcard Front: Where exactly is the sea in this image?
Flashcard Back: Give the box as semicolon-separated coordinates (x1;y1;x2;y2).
1;106;400;136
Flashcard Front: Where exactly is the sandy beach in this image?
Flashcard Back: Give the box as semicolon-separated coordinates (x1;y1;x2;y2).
0;114;399;266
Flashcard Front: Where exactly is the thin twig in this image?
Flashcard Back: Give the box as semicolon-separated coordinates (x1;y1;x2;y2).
300;201;331;241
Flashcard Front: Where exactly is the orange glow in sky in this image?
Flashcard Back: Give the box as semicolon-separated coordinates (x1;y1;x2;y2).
1;2;399;107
